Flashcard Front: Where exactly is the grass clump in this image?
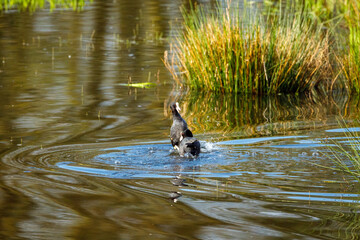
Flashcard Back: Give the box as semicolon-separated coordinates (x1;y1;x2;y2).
265;0;360;94
164;2;333;95
265;0;345;23
340;1;360;93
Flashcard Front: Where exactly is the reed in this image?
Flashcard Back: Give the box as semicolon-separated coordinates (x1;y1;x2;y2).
340;0;360;93
164;2;333;95
265;0;345;23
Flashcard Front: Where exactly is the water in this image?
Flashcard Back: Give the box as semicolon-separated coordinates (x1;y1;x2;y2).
1;0;360;239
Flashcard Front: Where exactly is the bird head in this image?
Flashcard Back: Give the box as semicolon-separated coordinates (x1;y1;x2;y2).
170;102;181;114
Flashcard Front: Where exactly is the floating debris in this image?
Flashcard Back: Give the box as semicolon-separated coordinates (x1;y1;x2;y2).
169;191;182;202
119;82;157;89
171;176;187;187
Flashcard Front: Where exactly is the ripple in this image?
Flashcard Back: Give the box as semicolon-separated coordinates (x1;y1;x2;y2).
0;141;224;179
280;191;360;203
1;132;359;239
0;134;352;202
219;135;307;145
0;134;330;182
326;127;360;133
55;142;226;178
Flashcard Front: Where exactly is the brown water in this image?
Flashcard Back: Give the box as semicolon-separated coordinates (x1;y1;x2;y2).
1;1;360;239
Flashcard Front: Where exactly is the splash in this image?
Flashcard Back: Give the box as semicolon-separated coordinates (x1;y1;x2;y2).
200;141;220;153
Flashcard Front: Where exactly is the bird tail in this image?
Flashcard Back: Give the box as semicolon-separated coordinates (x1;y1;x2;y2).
186;142;199;148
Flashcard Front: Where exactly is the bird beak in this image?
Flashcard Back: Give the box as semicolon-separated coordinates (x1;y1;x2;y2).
175;102;181;112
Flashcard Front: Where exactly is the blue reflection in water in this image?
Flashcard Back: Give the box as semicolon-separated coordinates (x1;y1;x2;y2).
52;133;360;207
56;141;231;178
55;134;329;179
326;127;360;133
219;136;307;145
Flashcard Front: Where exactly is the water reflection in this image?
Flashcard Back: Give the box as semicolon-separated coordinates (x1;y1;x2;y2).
0;0;90;12
0;0;185;151
2;0;360;239
168;91;360;139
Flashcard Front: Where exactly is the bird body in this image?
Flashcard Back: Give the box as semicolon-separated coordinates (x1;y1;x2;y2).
170;102;191;150
178;129;201;157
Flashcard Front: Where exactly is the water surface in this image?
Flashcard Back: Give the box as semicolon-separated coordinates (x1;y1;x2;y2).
1;0;360;239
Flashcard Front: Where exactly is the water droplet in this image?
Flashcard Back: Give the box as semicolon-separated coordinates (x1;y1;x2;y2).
299;152;307;157
312;151;320;157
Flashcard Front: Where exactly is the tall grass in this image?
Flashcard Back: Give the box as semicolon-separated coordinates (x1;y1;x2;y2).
267;0;360;94
265;0;345;23
164;2;333;95
340;0;360;93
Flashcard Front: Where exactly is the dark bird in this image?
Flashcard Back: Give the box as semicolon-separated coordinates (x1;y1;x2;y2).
170;102;192;150
179;129;201;157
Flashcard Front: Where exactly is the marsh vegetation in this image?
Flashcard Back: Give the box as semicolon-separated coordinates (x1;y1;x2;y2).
165;0;360;95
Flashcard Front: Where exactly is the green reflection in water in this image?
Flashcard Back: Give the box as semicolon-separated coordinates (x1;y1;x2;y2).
315;206;360;239
167;91;360;140
0;0;91;12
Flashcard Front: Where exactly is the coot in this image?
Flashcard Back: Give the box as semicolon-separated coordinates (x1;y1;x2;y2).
179;129;201;157
170;102;192;150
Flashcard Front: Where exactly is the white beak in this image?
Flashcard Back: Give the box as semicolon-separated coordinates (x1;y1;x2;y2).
175;102;181;112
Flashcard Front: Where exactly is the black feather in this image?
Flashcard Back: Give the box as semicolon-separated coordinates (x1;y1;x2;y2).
179;130;200;156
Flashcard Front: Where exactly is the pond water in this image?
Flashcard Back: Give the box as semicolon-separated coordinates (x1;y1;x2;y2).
1;0;360;239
